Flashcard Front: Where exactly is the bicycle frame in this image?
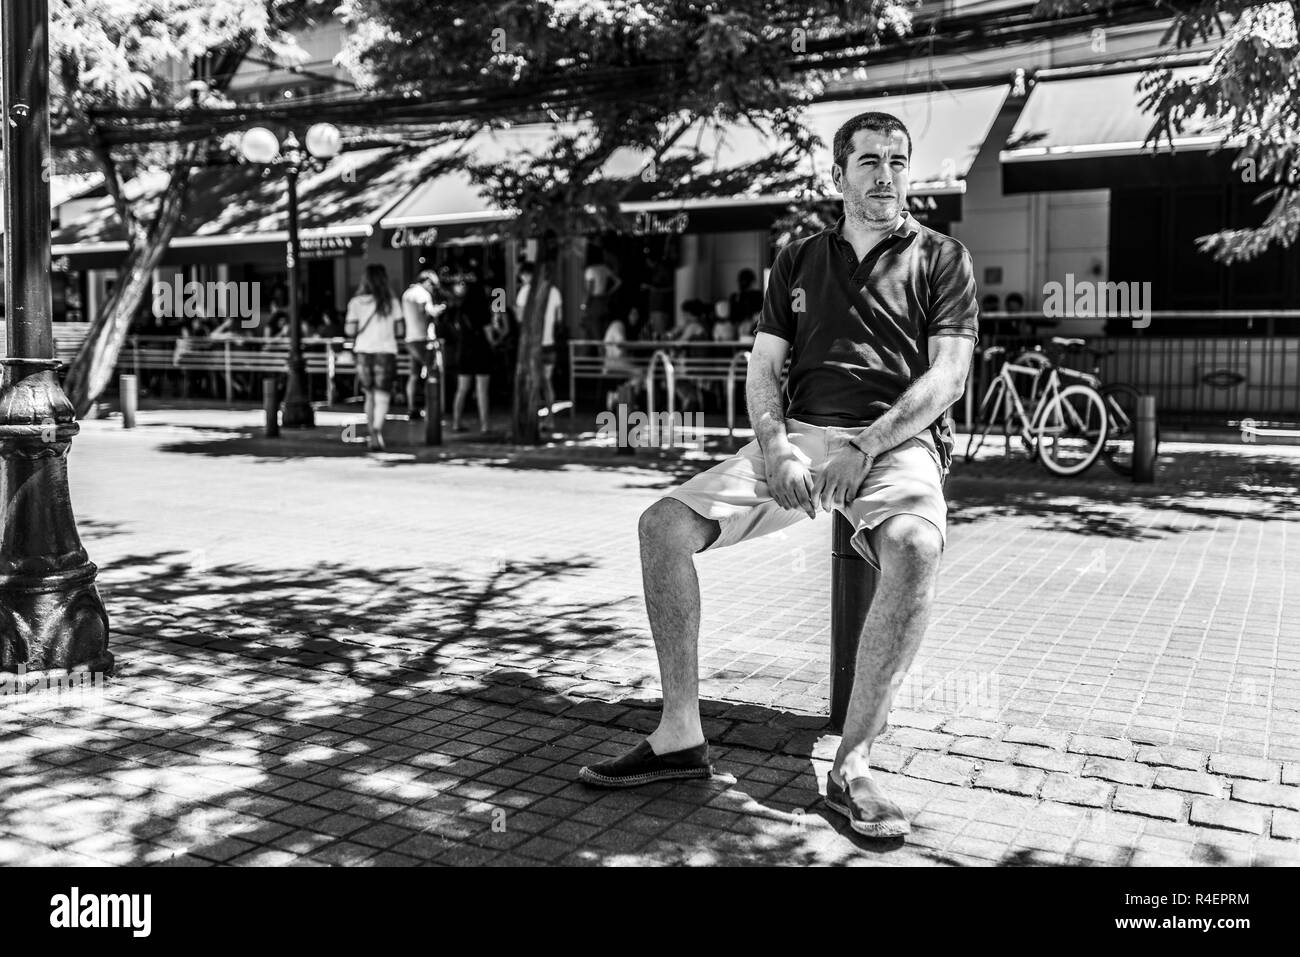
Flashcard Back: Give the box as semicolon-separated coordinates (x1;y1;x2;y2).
979;362;1060;444
974;361;1099;453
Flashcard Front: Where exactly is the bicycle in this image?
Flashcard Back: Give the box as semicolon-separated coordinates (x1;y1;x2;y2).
1011;338;1158;476
965;342;1109;476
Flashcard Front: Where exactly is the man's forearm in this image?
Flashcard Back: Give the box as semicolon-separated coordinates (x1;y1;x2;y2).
852;368;961;458
747;366;790;455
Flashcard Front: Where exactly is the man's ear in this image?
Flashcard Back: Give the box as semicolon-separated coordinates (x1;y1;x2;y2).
830;162;843;194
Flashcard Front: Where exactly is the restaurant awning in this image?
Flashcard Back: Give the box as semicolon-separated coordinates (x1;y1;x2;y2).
1000;67;1234;192
50;144;454;270
618;84;1011;230
378;123;647;246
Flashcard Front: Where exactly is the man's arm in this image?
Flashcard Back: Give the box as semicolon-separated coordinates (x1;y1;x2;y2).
748;332;815;517
848;336;974;459
747;332;790;456
812;336;973;511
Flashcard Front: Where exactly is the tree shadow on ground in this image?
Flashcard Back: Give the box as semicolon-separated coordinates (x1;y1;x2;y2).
0;668;973;866
5;613;1211;868
92;549;628;670
149;424;724;488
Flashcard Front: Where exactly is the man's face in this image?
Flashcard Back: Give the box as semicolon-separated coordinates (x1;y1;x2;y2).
833;128;910;226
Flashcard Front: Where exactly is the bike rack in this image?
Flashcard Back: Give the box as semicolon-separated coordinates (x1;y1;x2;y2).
1235;418;1300;442
645;349;675;447
725;350;751;440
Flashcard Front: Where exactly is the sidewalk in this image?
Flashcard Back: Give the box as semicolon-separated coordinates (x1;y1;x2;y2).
0;409;1297;865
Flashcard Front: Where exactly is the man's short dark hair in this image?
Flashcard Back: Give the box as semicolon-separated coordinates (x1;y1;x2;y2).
738;268;756;286
833;112;912;170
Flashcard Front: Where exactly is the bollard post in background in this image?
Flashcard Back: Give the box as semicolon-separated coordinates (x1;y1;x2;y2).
830;511;876;731
1132;394;1157;484
119;374;137;429
424;355;442;446
263;377;280;438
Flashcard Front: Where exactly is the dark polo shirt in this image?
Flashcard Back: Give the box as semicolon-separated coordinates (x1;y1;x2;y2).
757;212;979;428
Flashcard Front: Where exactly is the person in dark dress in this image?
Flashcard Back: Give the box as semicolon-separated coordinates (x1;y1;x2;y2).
450;275;493;433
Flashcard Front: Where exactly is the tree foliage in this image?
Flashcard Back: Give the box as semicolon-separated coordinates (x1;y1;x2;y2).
47;0;324;415
337;1;917;440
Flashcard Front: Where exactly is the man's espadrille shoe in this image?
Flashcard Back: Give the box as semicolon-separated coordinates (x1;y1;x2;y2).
578;740;712;788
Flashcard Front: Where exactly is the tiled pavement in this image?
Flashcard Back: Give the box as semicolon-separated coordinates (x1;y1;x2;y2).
0;407;1297;865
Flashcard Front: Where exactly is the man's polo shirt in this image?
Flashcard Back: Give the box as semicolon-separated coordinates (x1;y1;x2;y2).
756;212;979;427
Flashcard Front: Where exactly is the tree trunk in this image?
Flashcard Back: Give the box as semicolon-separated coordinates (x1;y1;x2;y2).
511;249;551;444
63;146;199;417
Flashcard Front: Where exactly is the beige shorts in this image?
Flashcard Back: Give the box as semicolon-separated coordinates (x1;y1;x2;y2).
666;418;947;569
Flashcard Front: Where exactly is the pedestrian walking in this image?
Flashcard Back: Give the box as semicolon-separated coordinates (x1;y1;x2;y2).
401;269;448;421
344;263;404;452
578;112;979;843
450;273;494;434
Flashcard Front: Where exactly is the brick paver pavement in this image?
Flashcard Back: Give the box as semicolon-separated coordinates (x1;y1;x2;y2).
0;407;1296;865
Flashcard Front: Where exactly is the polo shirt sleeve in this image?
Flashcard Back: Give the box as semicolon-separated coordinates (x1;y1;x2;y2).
755;245;796;342
927;241;980;341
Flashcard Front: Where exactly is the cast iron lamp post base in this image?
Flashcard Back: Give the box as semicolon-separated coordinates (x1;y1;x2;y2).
0;359;113;677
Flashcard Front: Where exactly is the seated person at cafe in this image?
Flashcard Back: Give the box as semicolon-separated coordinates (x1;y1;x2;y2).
604;307;644;410
728;268;763;335
711;299;737;342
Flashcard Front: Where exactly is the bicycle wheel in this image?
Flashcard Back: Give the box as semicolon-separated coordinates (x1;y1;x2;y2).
972;374;1008;462
1099;383;1140;476
1036;384;1109;476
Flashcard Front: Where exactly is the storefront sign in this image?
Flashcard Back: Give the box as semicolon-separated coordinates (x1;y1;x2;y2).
390;226;441;249
907;193;962;223
629;211;690;236
299;235;361;259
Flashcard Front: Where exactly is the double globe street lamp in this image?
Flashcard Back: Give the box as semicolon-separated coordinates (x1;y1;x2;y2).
237;122;343;429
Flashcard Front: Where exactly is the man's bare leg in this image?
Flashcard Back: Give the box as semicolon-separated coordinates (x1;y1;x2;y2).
638;497;720;754
833;513;943;782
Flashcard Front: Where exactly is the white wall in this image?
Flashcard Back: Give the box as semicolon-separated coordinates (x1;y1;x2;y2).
952;90;1110;335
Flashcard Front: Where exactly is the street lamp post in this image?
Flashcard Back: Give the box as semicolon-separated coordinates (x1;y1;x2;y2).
280;133;312;428
0;0;112;680
239;125;341;429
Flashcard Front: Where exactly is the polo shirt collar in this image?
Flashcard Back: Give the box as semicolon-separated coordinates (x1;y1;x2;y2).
829;211;918;240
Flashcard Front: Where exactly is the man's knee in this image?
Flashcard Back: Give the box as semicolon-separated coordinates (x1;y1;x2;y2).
874;514;943;570
639;498;717;554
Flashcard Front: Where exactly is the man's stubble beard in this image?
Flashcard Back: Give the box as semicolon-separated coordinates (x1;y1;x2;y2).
843;184;903;230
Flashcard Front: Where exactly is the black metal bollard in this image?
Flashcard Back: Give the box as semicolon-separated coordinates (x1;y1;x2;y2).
830;511;877;731
263;377;280;438
424;356;442;446
1132;394;1157;484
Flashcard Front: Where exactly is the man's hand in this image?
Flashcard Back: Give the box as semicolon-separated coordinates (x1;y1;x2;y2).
765;447;816;518
813;445;873;512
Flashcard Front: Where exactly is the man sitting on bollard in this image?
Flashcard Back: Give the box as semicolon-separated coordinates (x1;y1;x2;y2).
578;112;978;840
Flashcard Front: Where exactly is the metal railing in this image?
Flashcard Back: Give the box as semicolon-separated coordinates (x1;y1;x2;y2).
644;349;676;447
568;338;754;428
726;350;751;439
973;328;1300;424
113;335;414;406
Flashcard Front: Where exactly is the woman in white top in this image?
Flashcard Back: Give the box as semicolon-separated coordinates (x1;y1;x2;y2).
344;263;404;451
